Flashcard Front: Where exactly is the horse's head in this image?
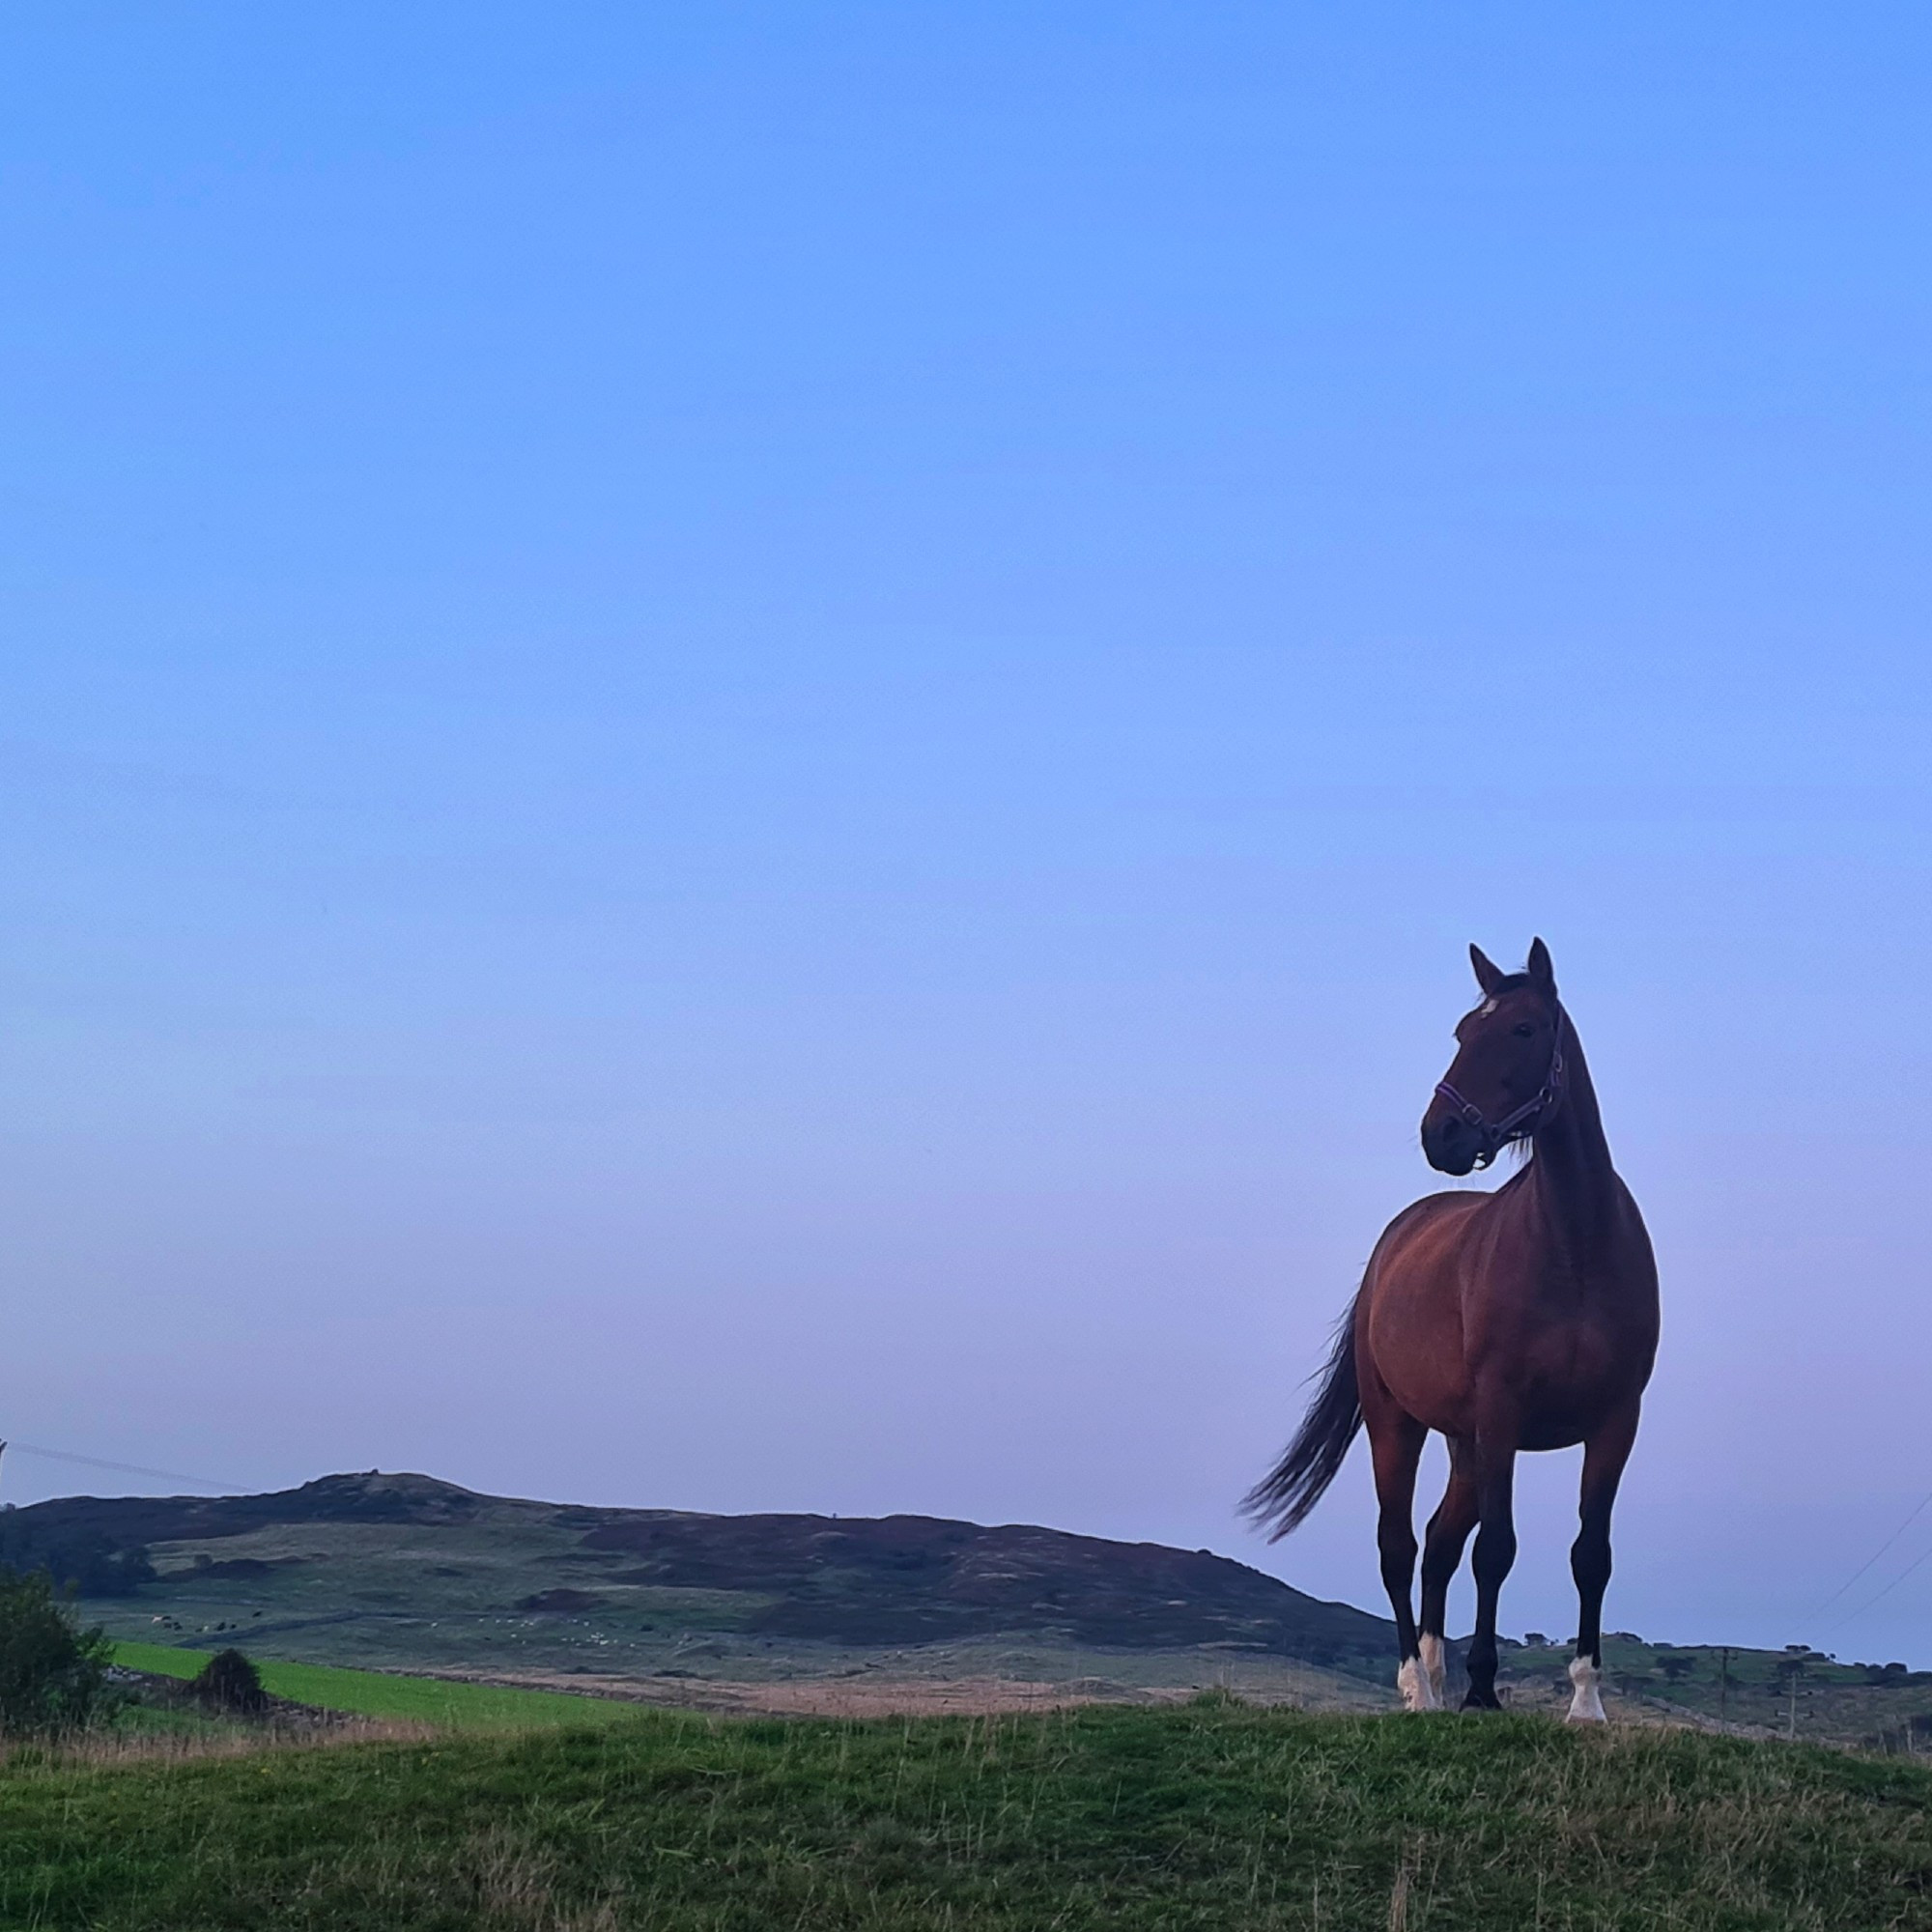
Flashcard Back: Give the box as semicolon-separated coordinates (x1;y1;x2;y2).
1421;938;1565;1175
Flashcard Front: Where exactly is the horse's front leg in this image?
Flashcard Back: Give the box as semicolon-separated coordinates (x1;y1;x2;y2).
1568;1399;1640;1723
1462;1428;1519;1710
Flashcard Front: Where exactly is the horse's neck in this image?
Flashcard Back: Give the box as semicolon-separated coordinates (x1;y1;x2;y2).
1528;1019;1619;1239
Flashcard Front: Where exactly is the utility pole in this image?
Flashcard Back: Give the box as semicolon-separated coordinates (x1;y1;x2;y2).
1718;1647;1731;1726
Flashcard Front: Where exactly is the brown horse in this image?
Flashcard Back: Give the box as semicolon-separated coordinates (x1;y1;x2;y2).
1245;940;1658;1718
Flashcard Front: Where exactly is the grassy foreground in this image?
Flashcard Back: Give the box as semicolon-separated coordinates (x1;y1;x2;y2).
111;1640;639;1731
4;1702;1930;1930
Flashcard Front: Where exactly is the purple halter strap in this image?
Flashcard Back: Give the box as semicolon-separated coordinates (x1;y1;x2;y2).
1434;1003;1566;1171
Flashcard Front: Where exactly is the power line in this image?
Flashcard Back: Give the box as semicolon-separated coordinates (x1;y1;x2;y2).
3;1441;242;1493
1807;1483;1932;1619
1825;1535;1932;1639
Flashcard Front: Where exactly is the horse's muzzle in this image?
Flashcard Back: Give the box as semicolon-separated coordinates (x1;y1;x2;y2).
1421;1110;1486;1176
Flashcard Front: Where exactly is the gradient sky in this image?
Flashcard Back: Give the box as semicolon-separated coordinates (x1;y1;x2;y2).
3;5;1930;1666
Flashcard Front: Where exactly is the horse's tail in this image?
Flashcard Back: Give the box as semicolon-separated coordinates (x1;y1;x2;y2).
1240;1288;1365;1541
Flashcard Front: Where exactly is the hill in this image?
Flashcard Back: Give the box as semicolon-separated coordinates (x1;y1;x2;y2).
0;1471;1396;1699
10;1471;1931;1742
4;1702;1929;1929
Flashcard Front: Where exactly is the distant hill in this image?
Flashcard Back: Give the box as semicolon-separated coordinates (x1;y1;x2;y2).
8;1472;1930;1742
0;1470;1396;1675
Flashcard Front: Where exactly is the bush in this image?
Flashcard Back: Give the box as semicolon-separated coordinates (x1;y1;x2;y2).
0;1567;112;1736
192;1649;267;1716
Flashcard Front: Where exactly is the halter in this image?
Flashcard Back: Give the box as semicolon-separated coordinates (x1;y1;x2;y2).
1434;1002;1566;1170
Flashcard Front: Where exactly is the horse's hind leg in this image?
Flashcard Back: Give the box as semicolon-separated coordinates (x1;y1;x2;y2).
1568;1399;1640;1724
1417;1442;1479;1708
1364;1395;1433;1710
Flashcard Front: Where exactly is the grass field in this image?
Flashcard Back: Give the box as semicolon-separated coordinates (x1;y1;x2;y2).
111;1640;644;1731
3;1699;1929;1929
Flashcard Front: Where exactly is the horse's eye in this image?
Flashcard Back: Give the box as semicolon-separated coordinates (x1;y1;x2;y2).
1513;1023;1535;1037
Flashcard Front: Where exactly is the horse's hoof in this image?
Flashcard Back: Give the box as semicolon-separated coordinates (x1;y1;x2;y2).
1461;1688;1502;1712
1565;1657;1607;1723
1397;1657;1441;1712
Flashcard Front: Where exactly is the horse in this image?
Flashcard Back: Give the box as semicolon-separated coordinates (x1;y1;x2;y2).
1244;939;1658;1719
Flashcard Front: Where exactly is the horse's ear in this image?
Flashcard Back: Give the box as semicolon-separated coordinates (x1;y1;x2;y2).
1469;945;1506;995
1526;937;1557;998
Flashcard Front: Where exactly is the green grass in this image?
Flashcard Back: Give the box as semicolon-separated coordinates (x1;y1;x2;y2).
4;1702;1929;1929
111;1640;643;1731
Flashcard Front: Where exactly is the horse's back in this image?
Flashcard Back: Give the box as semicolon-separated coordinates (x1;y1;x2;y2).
1362;1176;1658;1443
1358;1189;1492;1426
1366;1185;1504;1293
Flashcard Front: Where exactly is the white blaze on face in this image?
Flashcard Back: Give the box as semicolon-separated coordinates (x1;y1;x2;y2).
1478;999;1498;1018
1566;1655;1607;1723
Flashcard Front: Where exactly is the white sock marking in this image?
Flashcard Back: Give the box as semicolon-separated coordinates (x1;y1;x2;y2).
1566;1655;1606;1723
1418;1634;1446;1706
1398;1655;1441;1713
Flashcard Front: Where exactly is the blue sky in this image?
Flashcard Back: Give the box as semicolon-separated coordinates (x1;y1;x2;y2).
3;5;1930;1663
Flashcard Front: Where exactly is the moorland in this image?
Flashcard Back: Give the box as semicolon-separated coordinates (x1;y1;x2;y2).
6;1469;1929;1747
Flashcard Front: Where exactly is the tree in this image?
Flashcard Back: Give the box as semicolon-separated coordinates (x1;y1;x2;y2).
192;1649;267;1716
0;1521;154;1596
0;1566;113;1735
